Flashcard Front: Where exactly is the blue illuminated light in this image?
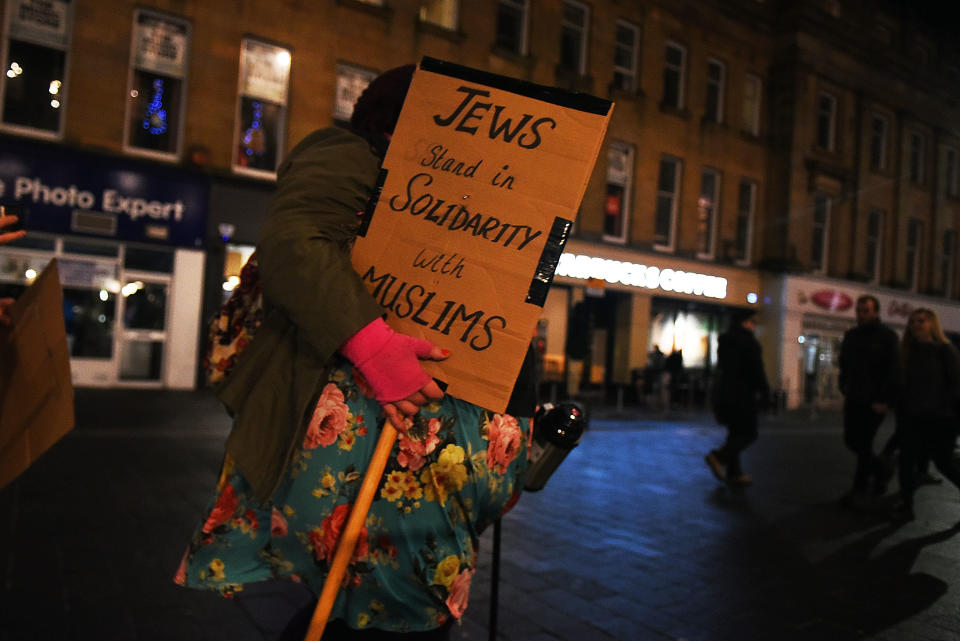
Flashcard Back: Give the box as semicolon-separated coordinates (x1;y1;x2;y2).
142;78;168;135
242;101;265;158
746;292;758;304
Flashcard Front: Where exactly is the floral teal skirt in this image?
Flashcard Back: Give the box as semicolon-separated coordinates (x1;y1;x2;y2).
175;358;530;633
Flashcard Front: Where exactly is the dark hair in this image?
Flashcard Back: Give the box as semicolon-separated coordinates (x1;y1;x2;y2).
856;295;880;313
350;64;416;157
731;308;757;327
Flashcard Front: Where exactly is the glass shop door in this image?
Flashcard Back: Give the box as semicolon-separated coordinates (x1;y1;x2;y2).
116;272;170;385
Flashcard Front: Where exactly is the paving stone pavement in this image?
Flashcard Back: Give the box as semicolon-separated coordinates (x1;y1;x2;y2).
2;389;960;641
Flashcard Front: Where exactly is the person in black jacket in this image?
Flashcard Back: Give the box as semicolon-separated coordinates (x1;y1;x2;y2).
705;308;770;486
891;308;960;521
838;295;899;508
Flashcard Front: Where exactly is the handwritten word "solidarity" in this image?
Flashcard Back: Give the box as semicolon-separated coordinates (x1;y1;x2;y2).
388;173;541;250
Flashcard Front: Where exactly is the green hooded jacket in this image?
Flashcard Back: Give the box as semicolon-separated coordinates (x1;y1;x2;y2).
218;128;384;502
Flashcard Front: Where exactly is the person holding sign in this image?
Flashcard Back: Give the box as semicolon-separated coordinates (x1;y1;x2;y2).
176;65;537;641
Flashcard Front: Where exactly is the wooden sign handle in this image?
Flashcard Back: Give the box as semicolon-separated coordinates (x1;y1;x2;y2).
304;419;399;641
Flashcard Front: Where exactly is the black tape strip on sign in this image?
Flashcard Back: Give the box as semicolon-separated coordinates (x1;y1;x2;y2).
419;56;612;116
526;217;573;307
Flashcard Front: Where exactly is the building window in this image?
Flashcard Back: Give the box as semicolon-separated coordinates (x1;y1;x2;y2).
869;113;887;171
816;92;836;151
612;20;639;93
942;230;955;295
334;63;377;124
559;1;589;75
419;0;459;30
495;0;528;55
906;219;922;290
811;194;831;272
603;142;633;243
232;38;291;179
662;41;686;109
865;209;883;283
741;74;761;136
697;168;720;257
909;131;926;184
704;59;725;123
1;0;73;137
123;10;190;159
945;147;959;198
655;157;681;250
735;180;756;264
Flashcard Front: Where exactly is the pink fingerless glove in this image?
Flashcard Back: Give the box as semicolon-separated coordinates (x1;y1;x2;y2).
340;318;439;402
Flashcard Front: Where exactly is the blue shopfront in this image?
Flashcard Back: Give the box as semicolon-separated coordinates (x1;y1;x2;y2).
0;135;209;388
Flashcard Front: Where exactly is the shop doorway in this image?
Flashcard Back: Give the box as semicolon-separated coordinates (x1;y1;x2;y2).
798;333;843;408
648;300;724;409
117;276;170;384
565;290;628;402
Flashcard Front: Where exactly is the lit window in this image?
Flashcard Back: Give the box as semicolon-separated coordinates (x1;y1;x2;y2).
655;157;681;250
697;168;721;257
704;59;725;123
741;74;761;136
124;10;190;158
663;42;686;109
603;142;633;243
735;180;756;264
612;21;639;93
816;92;836;151
495;0;528;55
811;194;831;272
559;1;589;75
419;0;459;30
334;63;377;124
232;38;292;179
1;0;73;137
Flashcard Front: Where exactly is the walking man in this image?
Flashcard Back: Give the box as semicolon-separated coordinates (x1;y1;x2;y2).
705;308;769;487
838;295;899;508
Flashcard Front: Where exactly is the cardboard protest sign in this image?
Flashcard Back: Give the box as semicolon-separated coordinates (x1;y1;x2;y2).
0;259;75;489
352;58;612;412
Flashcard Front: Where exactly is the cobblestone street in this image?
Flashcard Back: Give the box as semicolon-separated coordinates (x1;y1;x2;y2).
2;390;959;640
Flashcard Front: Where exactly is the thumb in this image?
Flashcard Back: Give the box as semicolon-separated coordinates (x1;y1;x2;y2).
402;335;450;361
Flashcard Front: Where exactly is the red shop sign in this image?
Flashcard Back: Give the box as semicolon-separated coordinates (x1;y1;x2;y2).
810;290;853;312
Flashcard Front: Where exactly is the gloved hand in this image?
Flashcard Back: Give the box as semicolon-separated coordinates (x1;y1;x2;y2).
340;317;449;426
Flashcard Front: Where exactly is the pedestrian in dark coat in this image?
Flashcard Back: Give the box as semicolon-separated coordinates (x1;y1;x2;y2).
705;308;769;486
838;295;899;508
891;308;960;521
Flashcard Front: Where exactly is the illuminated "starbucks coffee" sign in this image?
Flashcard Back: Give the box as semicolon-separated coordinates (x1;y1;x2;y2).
555;253;728;300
